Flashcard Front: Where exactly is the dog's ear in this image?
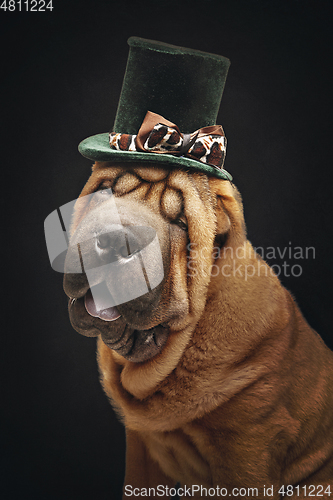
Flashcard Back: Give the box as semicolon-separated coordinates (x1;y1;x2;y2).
209;179;246;247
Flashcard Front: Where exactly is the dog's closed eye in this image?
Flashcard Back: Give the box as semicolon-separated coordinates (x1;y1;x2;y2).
172;217;188;231
97;180;113;190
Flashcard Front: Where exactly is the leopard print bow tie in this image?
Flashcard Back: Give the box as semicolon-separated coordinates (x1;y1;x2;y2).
109;111;227;170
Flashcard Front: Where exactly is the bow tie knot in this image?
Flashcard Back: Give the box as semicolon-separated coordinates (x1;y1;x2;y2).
109;111;227;171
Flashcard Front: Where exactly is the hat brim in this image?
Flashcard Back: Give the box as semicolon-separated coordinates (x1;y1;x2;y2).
78;133;232;181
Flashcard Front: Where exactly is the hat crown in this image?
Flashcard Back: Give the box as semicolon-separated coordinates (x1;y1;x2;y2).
114;37;230;135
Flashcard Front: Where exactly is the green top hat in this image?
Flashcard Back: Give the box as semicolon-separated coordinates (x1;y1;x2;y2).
78;37;232;180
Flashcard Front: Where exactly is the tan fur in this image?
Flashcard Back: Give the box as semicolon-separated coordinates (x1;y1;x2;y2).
74;163;333;498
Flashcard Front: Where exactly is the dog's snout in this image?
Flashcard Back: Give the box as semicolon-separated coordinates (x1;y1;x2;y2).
63;272;89;299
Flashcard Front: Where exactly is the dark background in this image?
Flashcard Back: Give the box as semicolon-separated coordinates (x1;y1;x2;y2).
1;0;332;498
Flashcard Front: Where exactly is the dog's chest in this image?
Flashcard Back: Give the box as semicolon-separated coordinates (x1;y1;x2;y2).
142;426;212;486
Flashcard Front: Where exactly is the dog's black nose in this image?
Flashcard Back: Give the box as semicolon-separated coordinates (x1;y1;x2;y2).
96;233;111;250
95;229;134;263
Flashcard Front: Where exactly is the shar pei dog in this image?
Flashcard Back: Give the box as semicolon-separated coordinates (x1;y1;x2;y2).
63;161;333;498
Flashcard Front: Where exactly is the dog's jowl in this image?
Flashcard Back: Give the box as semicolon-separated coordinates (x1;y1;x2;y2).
45;38;333;498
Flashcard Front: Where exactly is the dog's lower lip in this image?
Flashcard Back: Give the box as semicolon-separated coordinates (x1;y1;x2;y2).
116;324;170;362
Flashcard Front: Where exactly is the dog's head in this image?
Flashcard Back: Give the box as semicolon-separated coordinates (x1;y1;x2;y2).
63;162;246;393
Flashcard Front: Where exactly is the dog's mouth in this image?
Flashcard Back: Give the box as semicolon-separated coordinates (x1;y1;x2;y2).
68;290;170;363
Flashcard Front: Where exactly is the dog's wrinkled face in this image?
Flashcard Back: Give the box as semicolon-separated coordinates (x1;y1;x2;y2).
64;162;232;364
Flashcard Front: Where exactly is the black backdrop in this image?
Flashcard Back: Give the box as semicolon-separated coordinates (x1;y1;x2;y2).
1;1;332;498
